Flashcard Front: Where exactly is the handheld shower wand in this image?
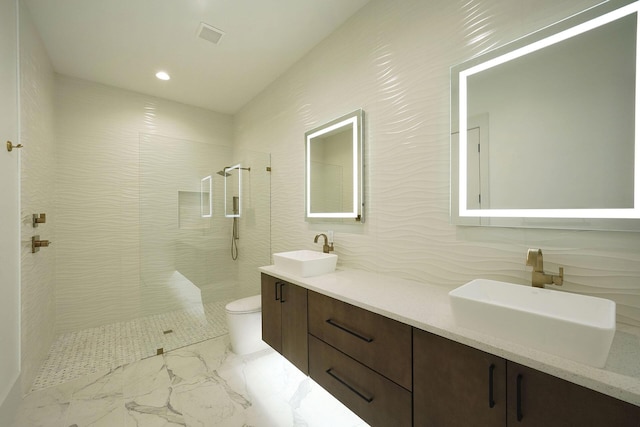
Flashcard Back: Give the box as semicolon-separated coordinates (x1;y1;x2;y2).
231;196;239;260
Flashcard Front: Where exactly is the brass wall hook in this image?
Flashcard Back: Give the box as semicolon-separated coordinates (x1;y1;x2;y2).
6;141;23;152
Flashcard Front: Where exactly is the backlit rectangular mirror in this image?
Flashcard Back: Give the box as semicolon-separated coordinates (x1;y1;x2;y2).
200;175;212;218
305;109;364;222
451;0;640;231
224;164;241;218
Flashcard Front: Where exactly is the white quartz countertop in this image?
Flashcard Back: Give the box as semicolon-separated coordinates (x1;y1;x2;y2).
259;265;640;406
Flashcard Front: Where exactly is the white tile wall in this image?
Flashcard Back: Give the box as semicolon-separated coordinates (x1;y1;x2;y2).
235;0;640;326
53;76;236;333
19;2;56;394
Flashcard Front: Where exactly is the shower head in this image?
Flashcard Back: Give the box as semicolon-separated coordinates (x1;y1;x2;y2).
218;166;251;177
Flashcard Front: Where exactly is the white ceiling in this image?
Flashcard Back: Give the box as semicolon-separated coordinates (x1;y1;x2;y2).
24;0;370;114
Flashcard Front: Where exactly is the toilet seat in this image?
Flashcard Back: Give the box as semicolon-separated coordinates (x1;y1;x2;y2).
225;294;261;314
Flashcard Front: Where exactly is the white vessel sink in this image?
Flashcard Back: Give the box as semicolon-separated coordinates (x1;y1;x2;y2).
449;279;616;367
273;250;338;277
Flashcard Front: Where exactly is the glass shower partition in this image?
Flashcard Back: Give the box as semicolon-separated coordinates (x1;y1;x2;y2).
139;133;271;356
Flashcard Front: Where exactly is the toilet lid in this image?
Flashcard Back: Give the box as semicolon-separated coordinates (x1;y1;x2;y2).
225;294;261;314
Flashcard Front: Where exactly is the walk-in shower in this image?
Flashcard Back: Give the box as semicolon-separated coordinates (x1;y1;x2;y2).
139;139;268;352
32;135;271;391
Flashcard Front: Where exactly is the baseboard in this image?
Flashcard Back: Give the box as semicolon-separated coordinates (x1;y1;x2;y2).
0;372;22;427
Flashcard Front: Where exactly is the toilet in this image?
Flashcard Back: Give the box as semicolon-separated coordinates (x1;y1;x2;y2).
225;294;269;355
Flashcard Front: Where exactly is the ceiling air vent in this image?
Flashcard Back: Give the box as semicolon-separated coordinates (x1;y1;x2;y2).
197;22;225;45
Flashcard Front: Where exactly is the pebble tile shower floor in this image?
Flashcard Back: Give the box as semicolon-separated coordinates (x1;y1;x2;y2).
31;299;232;391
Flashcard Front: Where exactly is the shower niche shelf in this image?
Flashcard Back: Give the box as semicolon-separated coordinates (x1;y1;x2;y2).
178;190;211;230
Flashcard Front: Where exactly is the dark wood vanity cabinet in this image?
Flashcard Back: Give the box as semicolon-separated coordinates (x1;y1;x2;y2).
308;290;413;427
506;362;640;427
261;274;639;427
260;273;308;374
414;328;640;427
413;328;506;427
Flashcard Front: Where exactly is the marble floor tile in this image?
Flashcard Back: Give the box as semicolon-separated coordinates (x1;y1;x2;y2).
124;387;185;427
14;335;370;427
123;357;172;399
11;387;70;427
63;396;126;427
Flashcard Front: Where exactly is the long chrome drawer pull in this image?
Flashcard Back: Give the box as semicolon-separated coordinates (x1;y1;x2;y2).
325;319;374;343
326;368;374;403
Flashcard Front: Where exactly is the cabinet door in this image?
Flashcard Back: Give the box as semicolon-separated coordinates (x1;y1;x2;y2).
506;362;640;426
413;329;506;427
281;281;308;375
261;273;282;354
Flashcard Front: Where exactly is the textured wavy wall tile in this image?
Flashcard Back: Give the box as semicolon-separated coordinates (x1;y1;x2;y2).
19;4;57;393
54;78;236;333
234;0;640;326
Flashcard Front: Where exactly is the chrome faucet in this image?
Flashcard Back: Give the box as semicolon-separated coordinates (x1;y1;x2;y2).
525;249;563;288
314;233;334;254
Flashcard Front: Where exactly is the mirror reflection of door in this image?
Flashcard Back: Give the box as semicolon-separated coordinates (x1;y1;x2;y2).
467;127;481;210
456;114;490;211
310;161;343;213
309;128;353;214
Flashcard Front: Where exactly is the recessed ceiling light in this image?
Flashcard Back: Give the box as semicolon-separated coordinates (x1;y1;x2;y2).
155;71;170;81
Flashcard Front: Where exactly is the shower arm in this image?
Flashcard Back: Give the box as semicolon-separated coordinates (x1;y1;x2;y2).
217;166;251;177
223;166;251;172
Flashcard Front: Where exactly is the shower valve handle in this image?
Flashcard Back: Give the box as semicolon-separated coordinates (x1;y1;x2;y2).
32;235;52;253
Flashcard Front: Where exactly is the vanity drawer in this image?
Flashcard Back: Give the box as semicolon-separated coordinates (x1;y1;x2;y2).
308;291;412;390
309;335;412;427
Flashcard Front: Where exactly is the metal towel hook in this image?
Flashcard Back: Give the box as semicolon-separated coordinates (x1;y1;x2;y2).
6;141;23;152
